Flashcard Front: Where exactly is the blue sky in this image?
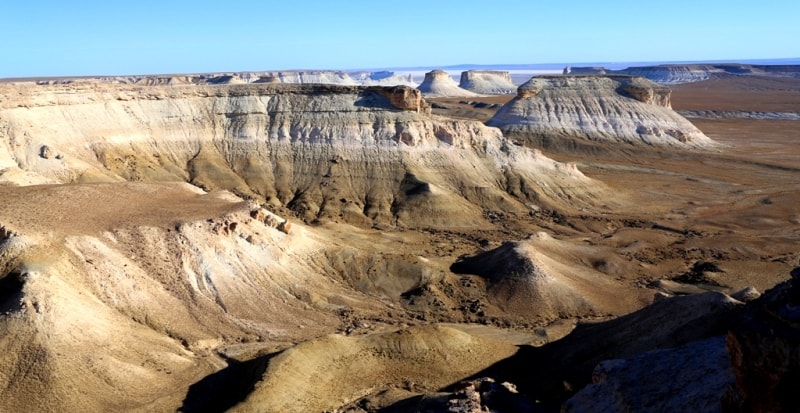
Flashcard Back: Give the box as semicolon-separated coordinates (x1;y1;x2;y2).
2;0;798;77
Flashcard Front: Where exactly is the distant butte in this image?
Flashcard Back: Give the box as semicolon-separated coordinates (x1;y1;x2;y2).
488;75;716;148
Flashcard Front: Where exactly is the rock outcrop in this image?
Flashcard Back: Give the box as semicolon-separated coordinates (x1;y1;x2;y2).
564;337;735;413
723;269;800;413
417;70;480;97
459;70;516;94
0;82;603;229
487;75;716;148
480;291;742;409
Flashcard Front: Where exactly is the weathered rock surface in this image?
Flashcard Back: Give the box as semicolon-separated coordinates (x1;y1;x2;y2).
487;75;716;148
459;70;516;94
417;70;480;98
380;377;536;413
477;291;742;408
564;336;734;413
0;82;603;228
724;269;800;413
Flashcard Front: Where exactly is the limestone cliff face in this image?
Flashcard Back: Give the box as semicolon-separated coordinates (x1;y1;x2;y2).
417;70;480;98
488;75;716;147
459;70;516;94
0;82;601;228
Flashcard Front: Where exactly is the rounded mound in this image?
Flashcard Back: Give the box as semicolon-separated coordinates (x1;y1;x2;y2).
232;325;518;412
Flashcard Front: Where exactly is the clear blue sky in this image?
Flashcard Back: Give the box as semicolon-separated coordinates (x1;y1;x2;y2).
2;0;798;77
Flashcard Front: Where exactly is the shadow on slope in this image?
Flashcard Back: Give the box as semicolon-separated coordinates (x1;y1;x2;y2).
179;352;278;413
463;291;742;409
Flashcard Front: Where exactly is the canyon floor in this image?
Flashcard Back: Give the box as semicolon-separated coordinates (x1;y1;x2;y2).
1;74;798;412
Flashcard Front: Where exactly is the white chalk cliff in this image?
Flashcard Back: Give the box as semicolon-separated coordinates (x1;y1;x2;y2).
459;70;517;94
487;75;716;147
417;70;481;98
0;82;602;227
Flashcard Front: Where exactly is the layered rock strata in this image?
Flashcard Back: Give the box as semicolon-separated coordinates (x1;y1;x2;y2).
487;75;716;147
459;70;516;94
0;82;602;228
0;80;613;411
417;70;480;97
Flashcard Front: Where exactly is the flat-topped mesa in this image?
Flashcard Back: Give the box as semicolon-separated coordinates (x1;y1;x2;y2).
417;69;480;98
459;70;516;94
0;81;603;227
488;75;716;148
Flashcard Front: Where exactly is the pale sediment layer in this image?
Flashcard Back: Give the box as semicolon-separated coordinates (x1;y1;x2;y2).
0;82;604;228
459;70;517;95
488;75;716;147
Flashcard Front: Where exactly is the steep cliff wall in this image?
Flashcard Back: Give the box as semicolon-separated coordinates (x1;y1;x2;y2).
487;75;716;147
0;82;602;228
417;70;480;97
459;70;517;94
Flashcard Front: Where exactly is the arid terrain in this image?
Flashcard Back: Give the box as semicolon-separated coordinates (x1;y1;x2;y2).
1;69;799;412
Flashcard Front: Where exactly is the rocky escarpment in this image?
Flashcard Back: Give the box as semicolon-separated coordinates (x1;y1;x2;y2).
723;268;800;412
0;82;602;228
459;70;517;94
487;75;716;148
417;70;480;98
564;64;800;84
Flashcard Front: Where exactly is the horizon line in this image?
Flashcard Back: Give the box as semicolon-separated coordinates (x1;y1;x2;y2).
3;57;799;81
